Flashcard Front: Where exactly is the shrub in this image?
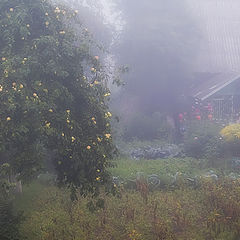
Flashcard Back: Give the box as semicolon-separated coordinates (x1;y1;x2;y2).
0;163;24;240
123;112;174;141
184;120;223;159
18;179;240;240
220;124;240;141
220;124;240;157
0;199;23;240
0;202;22;240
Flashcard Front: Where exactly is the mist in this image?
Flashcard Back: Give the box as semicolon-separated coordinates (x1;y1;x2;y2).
55;1;200;115
1;1;240;239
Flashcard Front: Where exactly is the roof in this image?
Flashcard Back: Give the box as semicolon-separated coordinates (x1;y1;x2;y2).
190;72;240;100
185;0;240;73
185;0;240;100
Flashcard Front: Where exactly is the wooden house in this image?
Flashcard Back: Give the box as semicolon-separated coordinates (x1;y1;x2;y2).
185;0;240;121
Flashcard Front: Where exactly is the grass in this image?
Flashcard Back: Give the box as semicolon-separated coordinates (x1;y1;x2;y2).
13;182;46;214
12;156;240;240
15;177;240;240
110;157;217;180
13;174;56;214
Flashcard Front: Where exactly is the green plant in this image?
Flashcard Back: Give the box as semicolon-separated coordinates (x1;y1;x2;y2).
16;178;240;240
220;124;240;141
0;0;116;196
201;179;240;239
220;124;240;157
184;120;222;159
123;112;174;141
0;163;23;240
0;200;23;240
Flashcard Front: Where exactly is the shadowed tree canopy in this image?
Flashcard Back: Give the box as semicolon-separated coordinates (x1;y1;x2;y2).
114;0;200;115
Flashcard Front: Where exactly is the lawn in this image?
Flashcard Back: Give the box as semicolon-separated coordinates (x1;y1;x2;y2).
110;157;203;179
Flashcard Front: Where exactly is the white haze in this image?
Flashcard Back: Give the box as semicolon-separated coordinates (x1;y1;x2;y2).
56;0;125;92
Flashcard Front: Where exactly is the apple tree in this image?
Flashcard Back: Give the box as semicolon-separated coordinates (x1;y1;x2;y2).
0;0;116;197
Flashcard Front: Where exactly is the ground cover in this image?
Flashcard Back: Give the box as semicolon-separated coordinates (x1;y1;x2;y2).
14;157;240;240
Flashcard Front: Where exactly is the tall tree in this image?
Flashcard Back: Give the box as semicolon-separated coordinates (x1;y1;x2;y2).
0;0;116;196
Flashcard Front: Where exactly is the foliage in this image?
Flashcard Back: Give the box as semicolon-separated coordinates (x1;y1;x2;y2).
109;156;240;189
0;199;23;240
183;120;223;159
110;157;199;180
0;165;23;240
0;162;23;240
122;112;174;141
220;124;240;157
0;163;15;198
201;179;240;239
0;0;116;195
17;178;240;240
220;124;240;141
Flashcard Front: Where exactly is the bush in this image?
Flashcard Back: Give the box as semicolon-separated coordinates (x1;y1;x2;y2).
220;124;240;141
0;200;23;240
0;163;23;240
18;180;240;240
123;112;174;142
220;124;240;157
184;120;223;159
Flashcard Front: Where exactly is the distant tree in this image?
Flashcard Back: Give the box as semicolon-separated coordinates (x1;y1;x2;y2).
113;0;200;141
117;0;199;109
0;0;116;196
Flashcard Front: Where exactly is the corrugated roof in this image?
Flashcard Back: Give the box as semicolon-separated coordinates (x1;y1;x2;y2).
190;72;240;100
185;0;240;100
185;0;240;73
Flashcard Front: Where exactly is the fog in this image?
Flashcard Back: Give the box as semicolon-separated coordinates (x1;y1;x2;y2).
69;0;240;140
114;0;200;116
59;1;201;134
2;1;240;238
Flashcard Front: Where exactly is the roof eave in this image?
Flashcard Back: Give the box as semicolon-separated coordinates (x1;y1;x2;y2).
194;74;240;101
